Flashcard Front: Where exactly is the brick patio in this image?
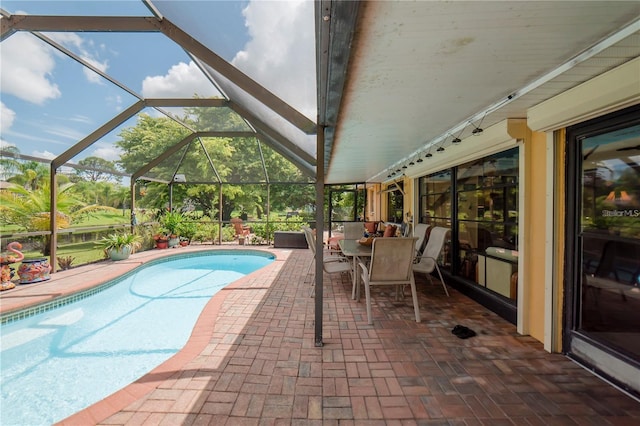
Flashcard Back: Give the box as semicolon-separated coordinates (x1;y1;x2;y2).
2;245;639;425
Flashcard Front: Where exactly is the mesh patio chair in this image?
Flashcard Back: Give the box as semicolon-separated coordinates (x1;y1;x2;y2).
413;223;430;257
343;222;365;239
303;227;351;297
413;226;450;296
357;237;419;325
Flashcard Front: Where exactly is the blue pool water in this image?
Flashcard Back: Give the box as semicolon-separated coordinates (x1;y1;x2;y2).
0;251;274;426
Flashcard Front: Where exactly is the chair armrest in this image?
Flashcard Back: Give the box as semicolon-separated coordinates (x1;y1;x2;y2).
357;258;369;275
325;255;348;263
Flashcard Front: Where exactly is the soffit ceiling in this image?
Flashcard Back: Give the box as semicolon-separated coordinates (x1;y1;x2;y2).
320;1;640;184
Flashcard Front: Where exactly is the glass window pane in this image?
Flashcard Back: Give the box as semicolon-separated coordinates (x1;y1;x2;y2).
455;147;519;300
580;123;640;358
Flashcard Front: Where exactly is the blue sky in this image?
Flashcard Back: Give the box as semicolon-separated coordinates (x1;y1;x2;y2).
0;0;315;164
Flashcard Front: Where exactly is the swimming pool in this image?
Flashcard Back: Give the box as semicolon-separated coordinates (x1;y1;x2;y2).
0;250;274;426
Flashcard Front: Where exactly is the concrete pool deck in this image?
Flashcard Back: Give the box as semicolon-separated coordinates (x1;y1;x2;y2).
1;244;639;424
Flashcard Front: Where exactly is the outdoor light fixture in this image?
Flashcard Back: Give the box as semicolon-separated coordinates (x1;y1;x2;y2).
402;165;407;169
416;158;423;163
409;161;415;166
452;137;462;144
436;146;445;153
425;152;433;158
471;117;484;136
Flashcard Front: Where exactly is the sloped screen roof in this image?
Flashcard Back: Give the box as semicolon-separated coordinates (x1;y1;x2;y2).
0;0;317;185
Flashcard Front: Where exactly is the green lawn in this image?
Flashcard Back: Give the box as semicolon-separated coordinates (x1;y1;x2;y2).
17;241;107;271
68;210;131;227
3;210;134;270
1;210;131;234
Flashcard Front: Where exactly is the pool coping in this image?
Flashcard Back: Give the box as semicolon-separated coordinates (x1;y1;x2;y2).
0;244;294;426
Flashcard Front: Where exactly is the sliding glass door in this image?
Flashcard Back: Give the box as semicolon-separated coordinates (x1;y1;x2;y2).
566;105;640;370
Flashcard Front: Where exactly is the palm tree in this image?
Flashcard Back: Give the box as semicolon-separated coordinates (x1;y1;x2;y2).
7;161;49;191
0;182;117;255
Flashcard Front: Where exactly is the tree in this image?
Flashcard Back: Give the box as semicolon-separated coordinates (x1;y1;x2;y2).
117;114;191;174
115;106;314;219
6;160;49;190
0;182;117;255
0;145;21;181
75;156;122;183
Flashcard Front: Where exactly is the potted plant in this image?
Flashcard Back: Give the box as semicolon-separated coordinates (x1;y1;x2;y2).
153;232;169;249
177;221;198;246
160;211;184;248
97;232;143;261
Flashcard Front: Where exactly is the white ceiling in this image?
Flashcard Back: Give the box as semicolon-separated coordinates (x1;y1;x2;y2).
323;1;640;184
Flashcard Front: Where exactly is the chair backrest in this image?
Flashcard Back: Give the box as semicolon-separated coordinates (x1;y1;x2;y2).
230;217;247;236
402;222;412;237
343;222;364;239
368;237;418;281
413;223;430;254
422;227;449;263
302;227;316;256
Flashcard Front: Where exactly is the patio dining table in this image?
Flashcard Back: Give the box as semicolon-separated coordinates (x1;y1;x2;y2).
338;239;373;300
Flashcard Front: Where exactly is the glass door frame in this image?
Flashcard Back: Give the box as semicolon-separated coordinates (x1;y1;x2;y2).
564;104;640;367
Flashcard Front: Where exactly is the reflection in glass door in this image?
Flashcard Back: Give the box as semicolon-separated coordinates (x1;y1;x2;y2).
579;123;640;359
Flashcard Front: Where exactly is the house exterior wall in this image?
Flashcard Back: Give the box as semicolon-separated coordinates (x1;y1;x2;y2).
523;129;548;342
529;58;640;394
403;56;639;394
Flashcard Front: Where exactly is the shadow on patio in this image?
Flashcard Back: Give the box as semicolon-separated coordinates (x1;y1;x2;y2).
50;246;640;424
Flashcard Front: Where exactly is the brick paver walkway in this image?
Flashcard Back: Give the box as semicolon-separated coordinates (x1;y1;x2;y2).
5;246;638;425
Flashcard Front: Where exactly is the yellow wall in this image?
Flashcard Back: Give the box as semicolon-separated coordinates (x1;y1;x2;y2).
524;130;548;342
403;176;413;221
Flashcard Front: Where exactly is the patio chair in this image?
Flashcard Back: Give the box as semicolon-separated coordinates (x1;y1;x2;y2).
413;223;430;257
303;227;352;296
358;237;419;325
413;226;450;296
327;222;364;256
230;217;250;239
343;221;365;239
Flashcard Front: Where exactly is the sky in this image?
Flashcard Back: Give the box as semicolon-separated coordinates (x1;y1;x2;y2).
0;0;316;164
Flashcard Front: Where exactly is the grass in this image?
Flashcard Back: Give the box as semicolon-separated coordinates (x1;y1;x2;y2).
1;210;130;235
67;210;131;228
16;241;107;271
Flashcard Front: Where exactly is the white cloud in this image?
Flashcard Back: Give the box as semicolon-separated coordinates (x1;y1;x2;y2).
232;0;316;120
81;57;109;84
1;102;16;131
0;139;17;150
0;33;61;104
32;150;56;160
90;144;122;162
44;123;86;141
106;94;124;112
48;32;109;84
141;61;219;98
68;115;94;125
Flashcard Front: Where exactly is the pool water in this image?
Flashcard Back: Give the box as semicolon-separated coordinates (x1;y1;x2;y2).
0;251;274;426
